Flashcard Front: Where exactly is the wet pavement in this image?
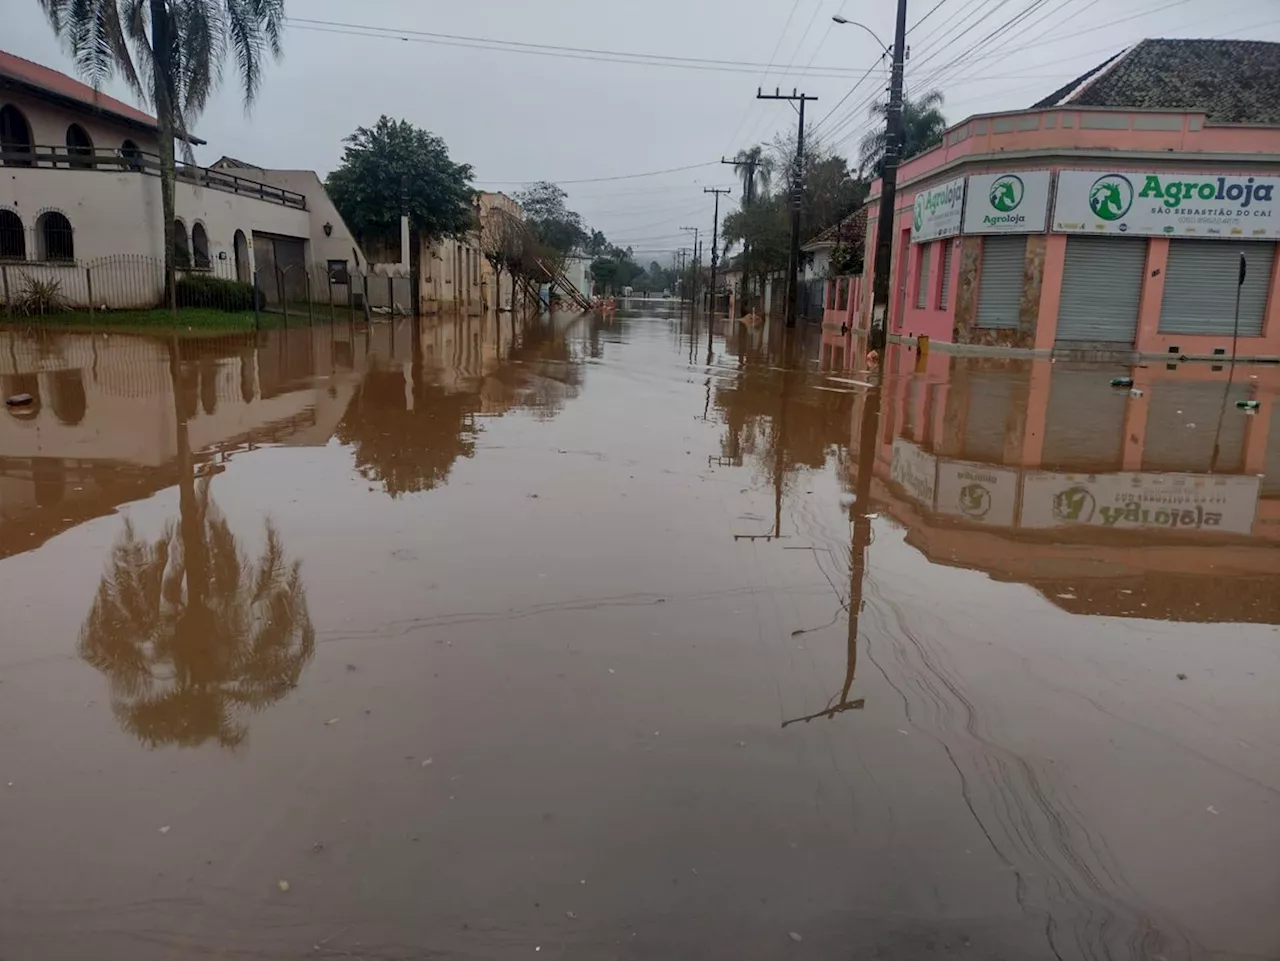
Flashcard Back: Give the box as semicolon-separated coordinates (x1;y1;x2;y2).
1;308;1277;961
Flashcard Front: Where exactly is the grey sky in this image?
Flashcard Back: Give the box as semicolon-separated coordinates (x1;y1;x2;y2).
8;0;1280;261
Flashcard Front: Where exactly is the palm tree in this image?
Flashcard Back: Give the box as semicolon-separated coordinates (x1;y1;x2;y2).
79;480;315;748
858;89;947;178
37;1;285;308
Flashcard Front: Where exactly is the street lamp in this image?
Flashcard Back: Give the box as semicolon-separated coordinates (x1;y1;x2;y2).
831;15;892;56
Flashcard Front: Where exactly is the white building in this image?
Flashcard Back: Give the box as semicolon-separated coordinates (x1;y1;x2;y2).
0;49;367;309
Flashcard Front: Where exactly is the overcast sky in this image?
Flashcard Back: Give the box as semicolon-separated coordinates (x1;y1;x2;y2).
8;0;1280;262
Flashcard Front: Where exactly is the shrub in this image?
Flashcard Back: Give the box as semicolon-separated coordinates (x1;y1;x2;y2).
15;273;66;315
176;274;263;311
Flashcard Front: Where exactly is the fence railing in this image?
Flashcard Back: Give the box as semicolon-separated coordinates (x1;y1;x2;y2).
0;145;307;209
0;254;417;322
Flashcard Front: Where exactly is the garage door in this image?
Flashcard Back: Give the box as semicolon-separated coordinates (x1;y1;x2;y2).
1040;365;1128;471
1158;240;1275;337
1142;381;1250;473
975;236;1026;329
1056;237;1147;344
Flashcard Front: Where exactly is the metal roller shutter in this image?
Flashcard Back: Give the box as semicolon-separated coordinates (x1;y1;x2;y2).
975;236;1026;329
1041;365;1127;471
1142;381;1250;473
939;241;954;309
1158;240;1275;337
1056;237;1147;344
915;243;932;309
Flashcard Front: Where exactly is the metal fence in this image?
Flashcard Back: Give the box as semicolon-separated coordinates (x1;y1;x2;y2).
0;254;416;322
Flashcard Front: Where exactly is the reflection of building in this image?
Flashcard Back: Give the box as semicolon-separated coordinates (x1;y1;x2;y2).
854;40;1280;359
851;345;1280;622
0;49;366;308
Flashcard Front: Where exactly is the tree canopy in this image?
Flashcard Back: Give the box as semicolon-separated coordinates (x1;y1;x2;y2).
859;90;947;177
327;116;476;248
515;182;588;265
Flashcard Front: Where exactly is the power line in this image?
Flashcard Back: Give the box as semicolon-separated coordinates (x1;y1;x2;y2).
287;16;872;79
473;161;719;186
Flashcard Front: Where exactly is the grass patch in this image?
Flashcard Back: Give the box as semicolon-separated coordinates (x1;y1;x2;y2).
3;307;294;335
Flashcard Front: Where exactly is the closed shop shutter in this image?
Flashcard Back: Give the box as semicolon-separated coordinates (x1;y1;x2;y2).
961;366;1024;464
975;236;1026;329
1158;240;1274;337
939;241;954;309
1056;237;1147;344
915;243;932;309
1142;381;1250;473
1041;365;1127;471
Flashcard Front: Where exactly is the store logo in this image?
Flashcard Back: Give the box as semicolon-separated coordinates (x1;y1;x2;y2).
958;483;992;518
913;194;925;232
989;175;1024;212
1138;174;1273;209
1089;175;1134;221
1052;486;1096;523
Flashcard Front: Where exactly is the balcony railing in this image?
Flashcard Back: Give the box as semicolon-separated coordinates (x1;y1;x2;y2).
0;144;307;210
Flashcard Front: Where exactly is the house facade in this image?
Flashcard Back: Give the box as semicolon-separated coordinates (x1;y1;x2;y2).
1;49;366;310
854;40;1280;360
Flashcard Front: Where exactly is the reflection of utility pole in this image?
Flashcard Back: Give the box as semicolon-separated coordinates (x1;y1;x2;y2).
782;381;881;727
757;87;818;329
680;226;698;314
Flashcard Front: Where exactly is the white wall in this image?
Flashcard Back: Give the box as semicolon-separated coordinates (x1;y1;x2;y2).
222;168;366;270
804;246;832;281
174;179;311;274
0;89;161;156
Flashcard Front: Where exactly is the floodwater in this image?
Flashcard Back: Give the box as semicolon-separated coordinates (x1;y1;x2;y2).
1;308;1277;961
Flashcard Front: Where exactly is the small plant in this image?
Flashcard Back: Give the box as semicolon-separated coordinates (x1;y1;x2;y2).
176;274;264;312
15;273;65;315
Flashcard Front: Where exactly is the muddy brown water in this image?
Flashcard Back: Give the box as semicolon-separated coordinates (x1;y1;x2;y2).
1;310;1277;960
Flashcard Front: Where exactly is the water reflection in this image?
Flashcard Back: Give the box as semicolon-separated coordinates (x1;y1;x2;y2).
80;478;314;748
712;324;1280;626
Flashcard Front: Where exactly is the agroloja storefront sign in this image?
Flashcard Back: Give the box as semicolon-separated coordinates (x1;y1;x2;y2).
1054;169;1280;239
911;176;966;244
962;171;1052;235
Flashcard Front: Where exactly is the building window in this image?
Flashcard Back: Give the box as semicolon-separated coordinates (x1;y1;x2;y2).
915;243;932;309
173;219;190;268
65;123;94;167
0;209;24;260
234;230;250;282
119;138;141;170
0;104;33;167
191;221;210;269
37;211;74;261
327;259;350;284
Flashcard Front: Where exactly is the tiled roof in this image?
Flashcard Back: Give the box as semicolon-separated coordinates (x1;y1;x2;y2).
802;207;867;252
1031;39;1280;124
0;48;159;130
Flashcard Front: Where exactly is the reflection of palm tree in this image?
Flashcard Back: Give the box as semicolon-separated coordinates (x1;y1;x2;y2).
80;478;315;748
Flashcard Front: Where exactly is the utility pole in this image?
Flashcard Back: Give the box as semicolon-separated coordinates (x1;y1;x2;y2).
721;155;757;315
704;188;731;317
757;87;817;328
680;226;698;311
870;0;909;348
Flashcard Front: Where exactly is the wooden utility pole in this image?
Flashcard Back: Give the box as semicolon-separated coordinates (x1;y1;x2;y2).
870;0;909;347
680;225;698;311
757;87;817;328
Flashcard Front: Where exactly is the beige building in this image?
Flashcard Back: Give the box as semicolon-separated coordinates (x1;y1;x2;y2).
1;49;368;309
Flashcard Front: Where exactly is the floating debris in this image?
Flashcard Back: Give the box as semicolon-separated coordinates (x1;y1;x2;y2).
278;880;291;892
158;826;171;835
789;932;803;943
5;394;34;407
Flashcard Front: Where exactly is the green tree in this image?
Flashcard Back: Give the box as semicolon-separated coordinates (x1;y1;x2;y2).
723;196;791;304
514;182;587;268
732;145;775;206
80;479;315;749
858;89;947;177
326;116;475;252
38;0;285;308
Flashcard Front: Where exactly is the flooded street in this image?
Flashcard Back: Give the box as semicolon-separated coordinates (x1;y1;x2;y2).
1;309;1278;961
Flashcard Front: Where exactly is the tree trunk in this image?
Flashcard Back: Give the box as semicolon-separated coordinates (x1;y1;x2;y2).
150;0;178;311
494;265;502;312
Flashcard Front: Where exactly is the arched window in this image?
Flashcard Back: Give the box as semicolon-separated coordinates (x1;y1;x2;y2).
191;221;210;269
233;229;249;282
0;209;24;260
0;104;33;167
65;123;93;167
36;212;74;261
173;219;190;269
119;138;141;170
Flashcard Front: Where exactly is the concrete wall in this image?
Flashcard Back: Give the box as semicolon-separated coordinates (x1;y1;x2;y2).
0;88;161;156
174;179;311;273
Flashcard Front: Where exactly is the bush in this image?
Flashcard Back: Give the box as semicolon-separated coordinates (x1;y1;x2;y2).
16;273;66;315
175;274;263;312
